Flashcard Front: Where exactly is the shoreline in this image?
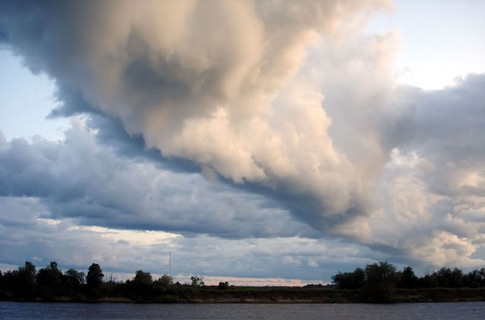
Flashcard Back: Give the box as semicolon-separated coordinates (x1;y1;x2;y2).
3;287;485;304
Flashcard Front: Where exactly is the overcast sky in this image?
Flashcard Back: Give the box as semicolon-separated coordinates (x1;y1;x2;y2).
1;0;485;285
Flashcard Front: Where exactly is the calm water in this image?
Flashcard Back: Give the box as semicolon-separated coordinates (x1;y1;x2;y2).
1;301;485;320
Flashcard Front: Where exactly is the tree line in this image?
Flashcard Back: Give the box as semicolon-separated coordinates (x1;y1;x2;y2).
0;261;213;301
0;261;106;300
2;260;485;302
331;261;485;302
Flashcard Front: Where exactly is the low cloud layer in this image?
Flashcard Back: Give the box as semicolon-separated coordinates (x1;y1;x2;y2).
1;0;485;280
0;116;317;239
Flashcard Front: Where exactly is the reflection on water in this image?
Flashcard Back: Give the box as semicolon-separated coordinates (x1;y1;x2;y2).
1;301;485;320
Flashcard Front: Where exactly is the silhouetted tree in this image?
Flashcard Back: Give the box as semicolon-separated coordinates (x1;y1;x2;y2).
363;261;400;303
21;261;36;287
1;271;16;297
134;270;153;285
434;267;463;288
398;266;419;289
86;263;104;297
436;267;452;287
36;261;63;296
87;263;104;287
125;270;154;299
332;268;365;289
152;274;173;296
1;261;37;299
420;273;438;288
463;268;485;288
62;268;85;287
19;261;37;298
156;274;173;288
450;268;463;288
191;276;204;287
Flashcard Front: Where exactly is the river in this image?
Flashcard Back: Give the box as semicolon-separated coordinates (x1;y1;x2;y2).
1;301;485;319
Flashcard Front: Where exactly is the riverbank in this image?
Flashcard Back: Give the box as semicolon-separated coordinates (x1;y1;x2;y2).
133;287;485;303
3;286;485;303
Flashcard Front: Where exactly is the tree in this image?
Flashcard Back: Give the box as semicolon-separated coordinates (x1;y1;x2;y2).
36;261;63;295
1;261;37;299
153;274;173;295
191;276;204;287
134;270;153;285
156;274;173;288
420;273;438;288
128;270;154;298
463;268;485;288
433;267;463;288
62;268;85;287
363;261;400;303
436;267;452;287
86;263;104;295
450;268;463;288
332;268;365;289
18;261;37;298
398;266;419;289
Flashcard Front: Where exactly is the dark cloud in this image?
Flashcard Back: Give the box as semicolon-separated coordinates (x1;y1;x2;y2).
0;23;7;42
0;118;315;240
1;0;485;278
48;87;98;118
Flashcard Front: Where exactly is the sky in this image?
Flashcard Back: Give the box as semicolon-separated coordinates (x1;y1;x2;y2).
0;0;484;286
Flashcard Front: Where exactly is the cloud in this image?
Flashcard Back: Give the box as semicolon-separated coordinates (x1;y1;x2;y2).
0;0;393;222
1;116;321;240
0;130;6;145
335;75;485;267
0;193;377;281
1;0;485;279
0;158;379;280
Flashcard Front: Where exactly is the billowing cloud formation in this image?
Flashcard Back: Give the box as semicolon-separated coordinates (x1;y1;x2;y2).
1;0;485;280
335;75;485;268
371;75;485;267
0;0;391;222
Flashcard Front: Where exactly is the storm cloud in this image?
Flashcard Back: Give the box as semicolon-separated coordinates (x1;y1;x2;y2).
1;0;485;280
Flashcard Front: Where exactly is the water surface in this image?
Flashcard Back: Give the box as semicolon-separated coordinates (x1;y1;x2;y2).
1;301;485;319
